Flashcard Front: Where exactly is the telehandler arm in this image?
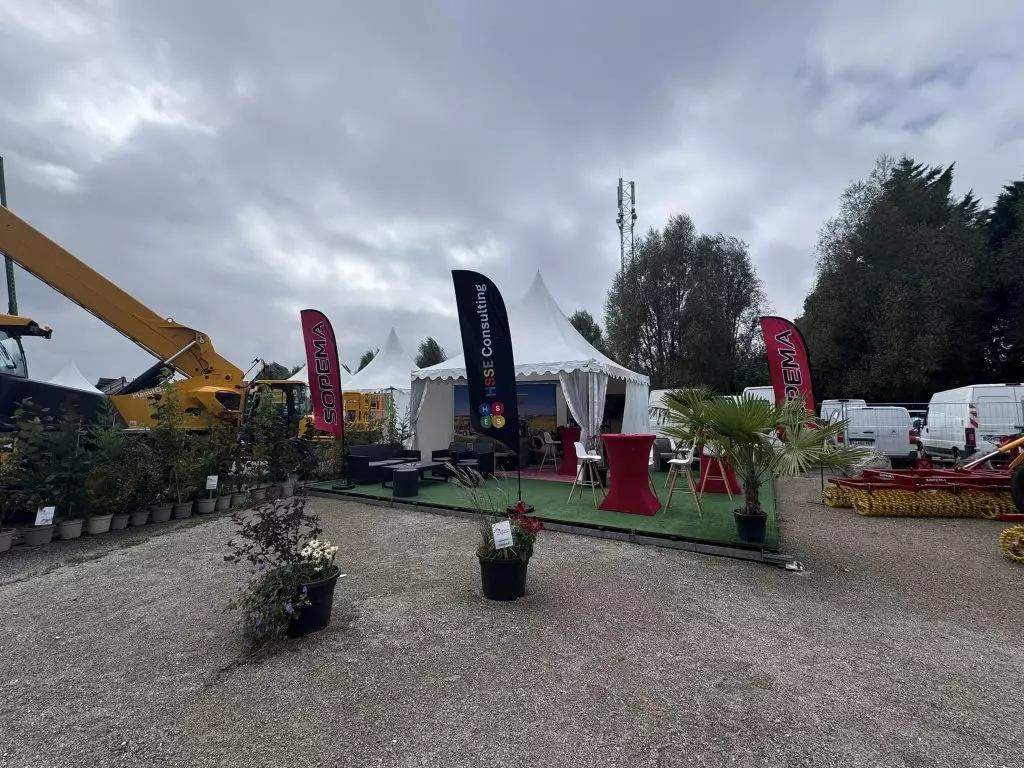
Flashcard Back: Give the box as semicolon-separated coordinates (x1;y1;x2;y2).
0;206;245;390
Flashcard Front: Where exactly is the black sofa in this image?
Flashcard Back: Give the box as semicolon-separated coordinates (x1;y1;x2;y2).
431;441;476;479
348;443;421;485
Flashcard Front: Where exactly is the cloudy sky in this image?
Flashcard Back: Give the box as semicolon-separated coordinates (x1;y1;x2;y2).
1;0;1021;384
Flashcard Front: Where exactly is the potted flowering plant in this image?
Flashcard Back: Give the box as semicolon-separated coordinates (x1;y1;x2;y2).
449;464;542;601
477;500;543;601
226;493;345;652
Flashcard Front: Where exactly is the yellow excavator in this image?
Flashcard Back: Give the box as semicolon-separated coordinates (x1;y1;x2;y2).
0;205;312;435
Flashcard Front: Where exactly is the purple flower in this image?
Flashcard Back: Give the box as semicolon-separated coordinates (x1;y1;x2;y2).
284;602;294;614
301;585;307;594
254;617;262;627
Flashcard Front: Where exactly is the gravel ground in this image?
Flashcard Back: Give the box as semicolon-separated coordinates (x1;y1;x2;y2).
1;477;1021;768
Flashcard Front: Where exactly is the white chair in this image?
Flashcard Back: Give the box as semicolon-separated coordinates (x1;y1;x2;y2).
539;431;560;472
665;442;702;516
568;441;604;507
648;446;659;495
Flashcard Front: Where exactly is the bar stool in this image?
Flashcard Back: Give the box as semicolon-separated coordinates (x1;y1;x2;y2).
665;442;702;516
539;431;560;472
568;441;604;507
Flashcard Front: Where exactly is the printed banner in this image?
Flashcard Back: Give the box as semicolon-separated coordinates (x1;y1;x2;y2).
451;270;520;452
759;316;816;412
300;309;344;440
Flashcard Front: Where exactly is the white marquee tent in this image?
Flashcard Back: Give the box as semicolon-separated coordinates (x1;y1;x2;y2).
292;329;416;434
411;271;649;455
344;327;415;424
47;362;104;394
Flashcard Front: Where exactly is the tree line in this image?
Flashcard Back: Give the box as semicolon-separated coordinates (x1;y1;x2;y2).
799;155;1024;402
565;154;1024;403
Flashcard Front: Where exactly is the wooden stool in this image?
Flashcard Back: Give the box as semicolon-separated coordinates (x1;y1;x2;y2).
665;453;702;517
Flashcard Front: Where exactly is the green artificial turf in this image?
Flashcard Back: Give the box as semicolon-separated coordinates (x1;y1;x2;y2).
312;468;779;552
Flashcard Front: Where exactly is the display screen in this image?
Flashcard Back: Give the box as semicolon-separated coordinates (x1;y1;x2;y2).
454;382;556;437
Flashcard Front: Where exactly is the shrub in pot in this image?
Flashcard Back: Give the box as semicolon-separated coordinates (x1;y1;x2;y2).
449;464;541;601
1;438;18;552
150;382;192;521
8;400;94;543
660;390;867;542
226;493;345;652
249;384;294;499
85;423;137;534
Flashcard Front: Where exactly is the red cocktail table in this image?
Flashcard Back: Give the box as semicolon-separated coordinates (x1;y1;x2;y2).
698;448;741;495
599;433;661;516
557;425;582;476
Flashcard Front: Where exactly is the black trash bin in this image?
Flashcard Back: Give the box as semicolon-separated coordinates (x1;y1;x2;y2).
392;468;420;498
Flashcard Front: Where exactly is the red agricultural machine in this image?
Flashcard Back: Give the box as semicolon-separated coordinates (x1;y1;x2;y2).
823;435;1024;564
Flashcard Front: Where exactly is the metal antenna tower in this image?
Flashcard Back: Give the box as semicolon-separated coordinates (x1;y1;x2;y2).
616;178;636;271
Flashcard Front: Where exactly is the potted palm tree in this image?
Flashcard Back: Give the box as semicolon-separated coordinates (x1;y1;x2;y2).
661;390;866;542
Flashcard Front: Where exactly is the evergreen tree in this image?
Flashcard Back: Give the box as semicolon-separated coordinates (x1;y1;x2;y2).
415;337;447;368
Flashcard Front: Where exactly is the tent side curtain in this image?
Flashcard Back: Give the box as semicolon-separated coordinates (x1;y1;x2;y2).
409;378;429;449
558;370;608;448
621;379;650;434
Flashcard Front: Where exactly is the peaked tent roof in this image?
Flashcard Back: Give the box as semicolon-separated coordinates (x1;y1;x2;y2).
47;362;105;394
413;272;647;383
287;365;308;384
346;328;417;392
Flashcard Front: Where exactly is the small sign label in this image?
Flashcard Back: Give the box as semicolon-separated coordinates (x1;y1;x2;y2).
35;506;55;526
205;475;219;490
491;520;514;549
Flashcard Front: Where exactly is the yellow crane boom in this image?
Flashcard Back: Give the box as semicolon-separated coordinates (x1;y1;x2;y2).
0;205;247;428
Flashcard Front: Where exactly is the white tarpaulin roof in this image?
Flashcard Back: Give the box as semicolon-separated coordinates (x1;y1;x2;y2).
412;272;647;384
47;362;104;394
288;365;308;383
346;328;416;393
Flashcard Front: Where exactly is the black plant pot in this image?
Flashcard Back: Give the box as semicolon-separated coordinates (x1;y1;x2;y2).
733;509;767;543
287;567;343;638
478;555;528;601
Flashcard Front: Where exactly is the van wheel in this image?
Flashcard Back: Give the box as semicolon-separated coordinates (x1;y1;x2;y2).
951;448;961;464
1011;466;1024;514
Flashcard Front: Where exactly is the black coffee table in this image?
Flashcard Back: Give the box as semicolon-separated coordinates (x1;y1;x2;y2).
381;461;447;489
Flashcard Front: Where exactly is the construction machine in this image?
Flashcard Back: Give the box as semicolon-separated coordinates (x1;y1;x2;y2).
0;205;312;434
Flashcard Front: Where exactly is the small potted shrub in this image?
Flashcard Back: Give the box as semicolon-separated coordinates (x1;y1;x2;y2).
1;438;19;552
226;493;345;652
150;382;190;521
84;419;144;534
9;401;93;542
252;386;294;499
228;469;249;508
123;436;157;527
188;436;217;515
449;464;541;601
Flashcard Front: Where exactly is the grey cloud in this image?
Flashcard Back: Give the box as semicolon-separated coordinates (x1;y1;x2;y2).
1;0;1022;385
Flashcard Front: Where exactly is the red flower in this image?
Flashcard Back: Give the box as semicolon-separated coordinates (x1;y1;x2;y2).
519;516;543;534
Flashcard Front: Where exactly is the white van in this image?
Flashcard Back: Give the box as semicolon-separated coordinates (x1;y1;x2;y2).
921;384;1024;461
741;386;775;403
820;399;868;424
842;406;917;462
649;388;672;437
